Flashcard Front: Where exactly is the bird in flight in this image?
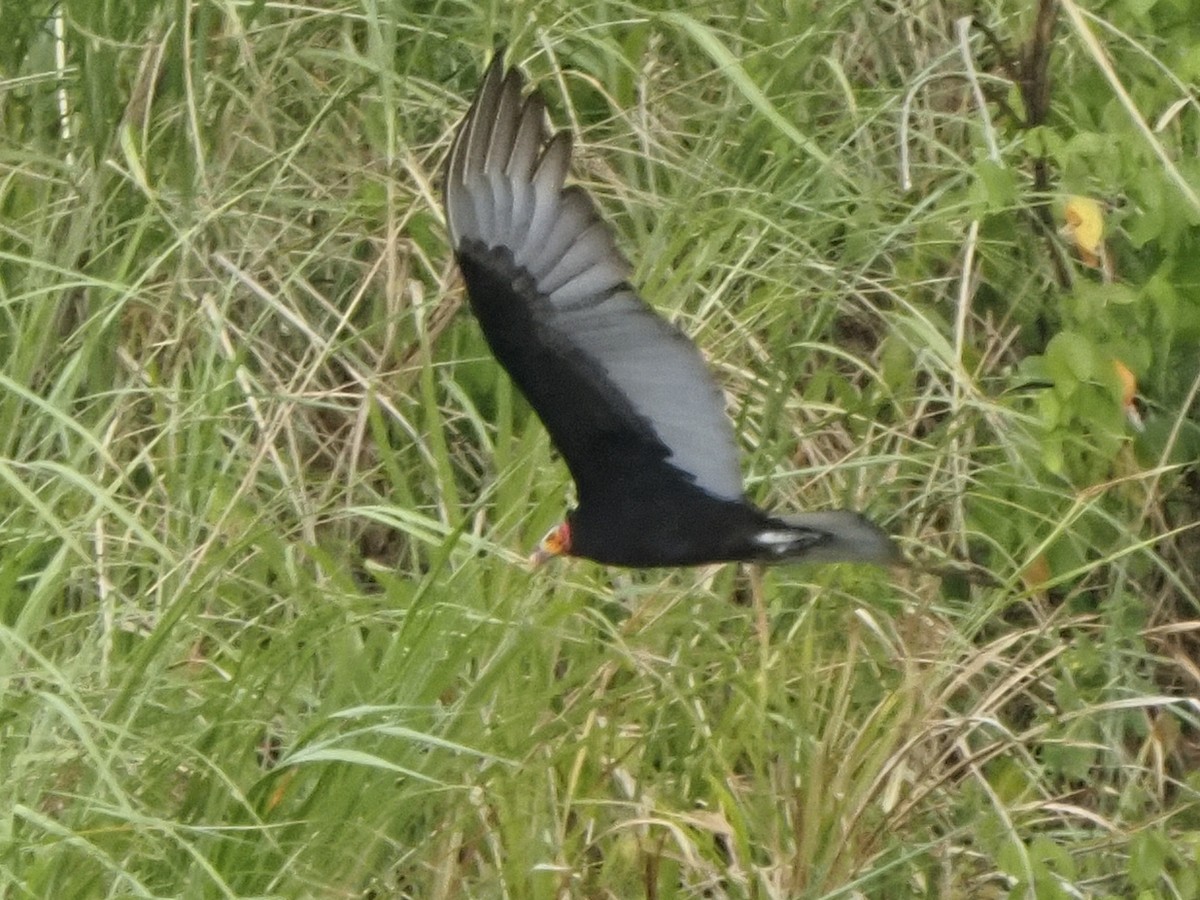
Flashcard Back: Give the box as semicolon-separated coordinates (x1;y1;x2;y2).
443;49;898;568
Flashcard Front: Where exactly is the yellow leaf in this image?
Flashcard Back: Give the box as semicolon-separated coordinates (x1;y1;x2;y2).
1112;359;1136;408
1063;195;1104;255
1112;359;1143;431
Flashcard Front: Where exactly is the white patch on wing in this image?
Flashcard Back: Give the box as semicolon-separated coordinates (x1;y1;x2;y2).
753;530;801;546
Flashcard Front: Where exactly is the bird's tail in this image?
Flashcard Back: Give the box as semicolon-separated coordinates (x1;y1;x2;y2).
766;510;901;566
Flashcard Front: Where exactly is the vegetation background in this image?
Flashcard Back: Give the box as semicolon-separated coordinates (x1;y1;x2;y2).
2;0;1198;896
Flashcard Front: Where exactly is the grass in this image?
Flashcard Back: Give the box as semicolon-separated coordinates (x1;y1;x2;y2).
2;0;1199;897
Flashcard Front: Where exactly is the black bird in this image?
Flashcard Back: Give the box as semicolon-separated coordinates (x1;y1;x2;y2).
443;49;898;568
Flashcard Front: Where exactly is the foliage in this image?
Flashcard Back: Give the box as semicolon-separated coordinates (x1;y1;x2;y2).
0;0;1197;896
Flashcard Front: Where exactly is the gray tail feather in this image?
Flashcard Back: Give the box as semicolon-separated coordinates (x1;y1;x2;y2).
775;510;901;566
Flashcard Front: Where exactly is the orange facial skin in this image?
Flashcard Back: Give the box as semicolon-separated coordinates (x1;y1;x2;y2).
529;521;572;567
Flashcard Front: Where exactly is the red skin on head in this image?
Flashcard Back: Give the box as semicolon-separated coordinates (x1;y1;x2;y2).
529;521;572;567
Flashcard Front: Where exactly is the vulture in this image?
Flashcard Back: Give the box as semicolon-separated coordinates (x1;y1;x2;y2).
442;49;898;568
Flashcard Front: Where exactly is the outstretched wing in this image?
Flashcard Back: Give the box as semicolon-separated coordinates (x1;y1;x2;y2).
444;51;743;506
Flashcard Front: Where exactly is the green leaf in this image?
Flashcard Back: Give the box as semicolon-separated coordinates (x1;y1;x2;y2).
1041;435;1065;475
1037;389;1062;427
1042;740;1094;781
1073;281;1140;308
1030;835;1075;878
1130;829;1171;888
1045;331;1098;384
972;159;1018;211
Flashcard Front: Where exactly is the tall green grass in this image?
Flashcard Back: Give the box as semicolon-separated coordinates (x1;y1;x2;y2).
2;1;1197;896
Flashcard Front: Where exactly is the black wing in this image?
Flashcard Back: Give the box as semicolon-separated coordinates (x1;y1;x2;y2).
444;51;743;507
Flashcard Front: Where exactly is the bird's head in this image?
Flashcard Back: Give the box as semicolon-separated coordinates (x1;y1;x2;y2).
529;520;572;567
